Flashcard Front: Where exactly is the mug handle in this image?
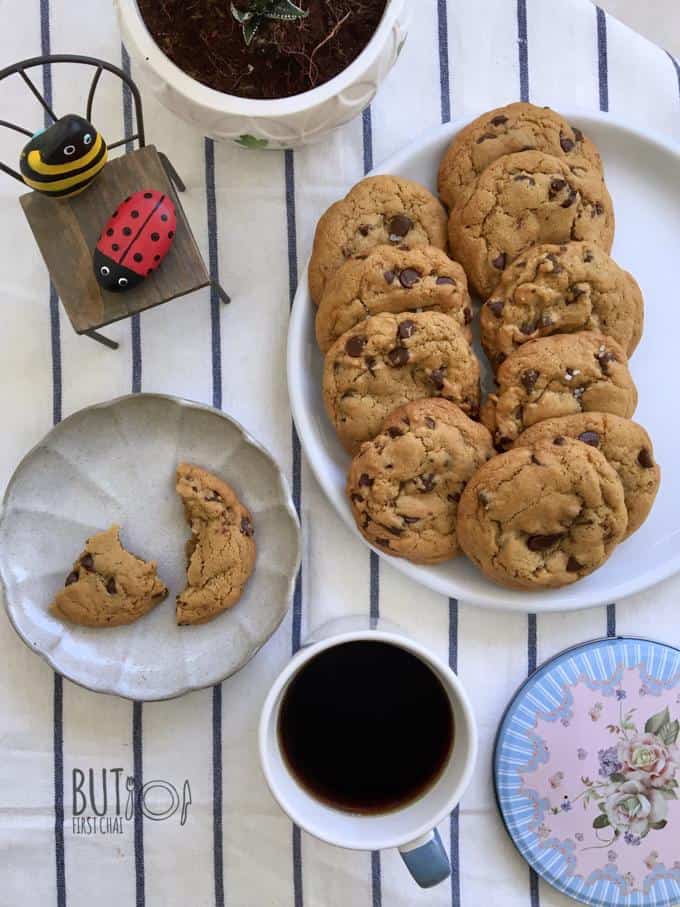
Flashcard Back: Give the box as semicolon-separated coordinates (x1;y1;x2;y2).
398;828;451;888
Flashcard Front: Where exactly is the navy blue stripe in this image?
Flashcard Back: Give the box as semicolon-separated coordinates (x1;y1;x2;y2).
530;867;541;907
527;613;537;676
371;851;382;907
362;107;373;173
212;683;224;907
132;701;145;907
41;5;66;904
121;45;142;391
448;599;460;906
284;148;304;907
596;7;609;113
203;136;226;907
437;0;451;123
606;604;617;638
517;0;529;102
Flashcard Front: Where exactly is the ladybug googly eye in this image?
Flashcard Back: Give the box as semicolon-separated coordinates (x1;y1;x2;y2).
100;266;110;276
118;277;128;288
83;133;93;146
63;144;76;156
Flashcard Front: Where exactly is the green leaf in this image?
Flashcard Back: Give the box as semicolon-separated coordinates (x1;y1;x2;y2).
658;719;680;746
609;773;626;783
266;0;308;20
659;788;678;800
667;779;678;789
234;134;269;149
598;802;608;814
645;707;671;735
650;820;668;831
243;17;261;44
593;814;610;829
230;2;254;22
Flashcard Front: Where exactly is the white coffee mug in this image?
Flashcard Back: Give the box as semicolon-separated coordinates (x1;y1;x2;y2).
259;618;478;888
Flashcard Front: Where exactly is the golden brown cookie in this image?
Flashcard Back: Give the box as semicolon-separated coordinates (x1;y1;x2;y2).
176;463;256;626
438;102;603;209
323;311;481;455
308;175;448;305
50;525;167;627
347;400;494;564
315;244;471;352
481;242;643;369
481;332;637;450
448;150;615;298
513;413;660;538
457;439;628;589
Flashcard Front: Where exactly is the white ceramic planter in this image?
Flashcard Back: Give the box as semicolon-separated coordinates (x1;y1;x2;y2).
114;0;409;148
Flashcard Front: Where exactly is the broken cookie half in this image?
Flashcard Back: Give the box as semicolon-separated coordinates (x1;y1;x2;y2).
50;525;168;627
175;462;256;626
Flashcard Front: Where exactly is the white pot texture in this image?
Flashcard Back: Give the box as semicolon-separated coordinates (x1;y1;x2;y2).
114;0;410;149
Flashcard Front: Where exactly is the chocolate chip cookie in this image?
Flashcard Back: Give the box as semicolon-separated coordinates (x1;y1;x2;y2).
323;311;481;455
347;399;494;564
315;244;471;353
481;332;638;450
513;413;660;538
308;175;448;305
50;525;168;627
448;150;615;298
176;463;256;626
457;439;628;589
481;242;643;368
438;102;603;210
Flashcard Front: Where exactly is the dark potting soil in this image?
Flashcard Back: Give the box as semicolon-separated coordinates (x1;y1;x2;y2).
137;0;389;100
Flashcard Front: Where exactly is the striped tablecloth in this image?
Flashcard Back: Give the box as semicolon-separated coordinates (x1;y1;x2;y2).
1;1;679;905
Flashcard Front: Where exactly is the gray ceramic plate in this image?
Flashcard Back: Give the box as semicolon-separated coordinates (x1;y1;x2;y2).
0;394;301;700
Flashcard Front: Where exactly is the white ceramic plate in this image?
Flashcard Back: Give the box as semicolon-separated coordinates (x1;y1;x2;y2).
288;111;680;612
0;394;301;700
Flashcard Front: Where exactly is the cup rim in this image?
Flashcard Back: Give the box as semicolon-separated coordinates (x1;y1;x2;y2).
118;0;403;118
258;628;478;851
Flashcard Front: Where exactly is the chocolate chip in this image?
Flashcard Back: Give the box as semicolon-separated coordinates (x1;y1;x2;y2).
205;490;222;501
520;322;535;336
65;571;79;586
429;368;445;390
583;250;594;263
553;436;566;446
464;307;472;325
345;335;367;357
572;126;583;142
387;346;409;367
492;252;507;270
397;319;416;340
496;435;512;451
436;276;455;286
560;134;575;152
425;416;436;429
387;426;403;438
358;224;370;236
403;516;419;524
240;517;254;537
421;474;436;492
578;431;600;447
359;473;374;487
495;353;507;366
384;270;395;284
638;448;654;469
487;300;505;317
81;554;94;571
365;356;377;376
513;174;535;184
521;368;539;392
350;492;363;504
527;533;563;551
399;268;421;289
106;577;117;595
594;202;604;216
466;400;480;420
490;115;508;126
388;526;403;537
597;348;617;370
539;313;554;328
566;556;581;572
476;132;496;143
549;179;567;197
478;489;491;505
375;538;391;548
566;285;586;305
387;214;413;240
447;492;461;503
561;188;577;208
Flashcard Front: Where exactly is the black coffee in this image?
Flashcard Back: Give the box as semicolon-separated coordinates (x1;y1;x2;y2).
278;641;454;814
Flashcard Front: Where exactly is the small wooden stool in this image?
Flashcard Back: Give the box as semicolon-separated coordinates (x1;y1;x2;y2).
20;145;229;349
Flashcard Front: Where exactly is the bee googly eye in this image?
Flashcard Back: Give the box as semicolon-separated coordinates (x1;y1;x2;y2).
100;266;110;276
118;277;128;288
64;144;76;156
83;133;93;146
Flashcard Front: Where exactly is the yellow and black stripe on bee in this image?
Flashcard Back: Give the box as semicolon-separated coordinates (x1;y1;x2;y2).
20;114;108;198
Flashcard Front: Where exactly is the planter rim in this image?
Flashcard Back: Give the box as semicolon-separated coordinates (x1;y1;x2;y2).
117;0;403;118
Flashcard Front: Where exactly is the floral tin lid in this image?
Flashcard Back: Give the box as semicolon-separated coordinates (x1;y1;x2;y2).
494;637;680;907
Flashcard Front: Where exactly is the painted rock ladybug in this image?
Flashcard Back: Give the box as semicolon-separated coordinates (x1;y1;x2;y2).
94;190;176;292
20;114;107;198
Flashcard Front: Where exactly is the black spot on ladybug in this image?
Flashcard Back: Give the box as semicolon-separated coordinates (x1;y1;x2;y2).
106;228;114;236
168;231;174;239
151;232;160;241
161;214;168;222
131;210;140;219
144;192;153;198
123;227;132;236
154;254;160;261
112;243;120;251
133;253;143;263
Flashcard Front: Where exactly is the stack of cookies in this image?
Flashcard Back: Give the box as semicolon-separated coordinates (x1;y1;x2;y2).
308;103;660;591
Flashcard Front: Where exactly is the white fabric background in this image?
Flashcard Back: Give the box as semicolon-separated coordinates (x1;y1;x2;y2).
0;1;679;905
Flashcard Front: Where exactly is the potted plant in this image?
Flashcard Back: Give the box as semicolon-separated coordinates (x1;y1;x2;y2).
115;0;409;148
